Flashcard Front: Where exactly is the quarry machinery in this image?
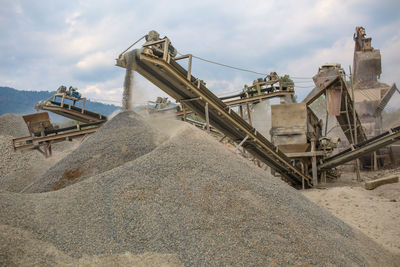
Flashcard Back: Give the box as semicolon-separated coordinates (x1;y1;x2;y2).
55;85;82;99
12;112;103;157
351;26;398;137
116;30;400;188
13;87;108;157
35;85;107;123
175;74;294;118
306;64;367;145
351;26;399;169
117;31;313;188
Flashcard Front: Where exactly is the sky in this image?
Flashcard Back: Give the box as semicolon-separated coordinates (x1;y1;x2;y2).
1;0;400;108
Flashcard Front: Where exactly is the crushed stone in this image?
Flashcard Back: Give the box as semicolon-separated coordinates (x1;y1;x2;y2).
1;112;398;266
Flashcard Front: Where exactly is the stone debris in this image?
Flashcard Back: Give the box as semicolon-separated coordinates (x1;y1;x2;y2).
0;113;29;137
0;111;399;265
22;111;166;193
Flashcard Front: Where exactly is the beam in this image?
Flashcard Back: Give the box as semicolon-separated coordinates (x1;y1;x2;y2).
13;127;100;151
125;51;312;186
319;127;400;170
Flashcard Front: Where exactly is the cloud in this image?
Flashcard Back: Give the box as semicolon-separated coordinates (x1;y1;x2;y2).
278;37;354;99
0;0;399;111
76;50;115;73
207;77;248;96
380;30;400;108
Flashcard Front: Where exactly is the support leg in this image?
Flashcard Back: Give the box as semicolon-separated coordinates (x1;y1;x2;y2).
205;103;210;132
311;138;318;187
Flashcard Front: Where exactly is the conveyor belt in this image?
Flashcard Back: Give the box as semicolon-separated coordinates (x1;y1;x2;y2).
117;49;312;187
332;77;367;144
13;124;101;152
39;101;107;123
376;83;398;114
176;90;293;116
319;125;400;170
304;70;367;144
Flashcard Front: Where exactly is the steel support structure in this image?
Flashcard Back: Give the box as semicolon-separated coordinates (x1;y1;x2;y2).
117;46;313;187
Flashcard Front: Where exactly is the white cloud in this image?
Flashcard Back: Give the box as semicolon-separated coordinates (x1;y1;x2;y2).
283;38;354;77
380;31;400;108
207;77;248;96
65;12;81;27
1;0;399;111
76;51;114;70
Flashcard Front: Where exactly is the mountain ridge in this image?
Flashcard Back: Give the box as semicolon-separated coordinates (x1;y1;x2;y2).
0;86;120;121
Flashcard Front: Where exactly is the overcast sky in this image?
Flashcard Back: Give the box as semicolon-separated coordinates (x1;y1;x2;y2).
1;0;399;107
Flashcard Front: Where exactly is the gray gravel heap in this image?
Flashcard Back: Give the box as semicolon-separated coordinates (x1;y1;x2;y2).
0;113;29;137
22;111;166;193
0;114;398;266
0;135;37;179
0;134;77;193
0;225;182;266
0;135;43;192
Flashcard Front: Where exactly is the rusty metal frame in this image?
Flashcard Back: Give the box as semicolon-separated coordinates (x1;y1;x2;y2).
319;125;400;170
132;50;312;186
53;93;86;114
175;91;293;117
12;127;100;156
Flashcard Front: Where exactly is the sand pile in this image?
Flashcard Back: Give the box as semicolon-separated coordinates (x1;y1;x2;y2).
303;183;400;255
0;113;29;137
1;111;398;266
372;180;400;201
23;111;166;193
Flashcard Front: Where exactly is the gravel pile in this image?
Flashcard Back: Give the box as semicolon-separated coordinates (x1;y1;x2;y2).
0;225;182;266
0;135;37;178
0;113;29;137
0;135;43;192
0;133;78;193
22;111;166;193
1;112;398;265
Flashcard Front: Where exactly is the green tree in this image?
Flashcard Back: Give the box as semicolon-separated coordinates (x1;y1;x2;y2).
281;74;294;87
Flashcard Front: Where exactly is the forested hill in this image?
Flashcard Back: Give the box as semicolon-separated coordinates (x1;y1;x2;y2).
0;86;119;120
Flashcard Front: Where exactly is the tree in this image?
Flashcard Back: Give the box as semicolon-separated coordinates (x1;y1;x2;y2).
281;74;294;88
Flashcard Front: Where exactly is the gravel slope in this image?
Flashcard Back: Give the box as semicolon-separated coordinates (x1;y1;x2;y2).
1;114;398;266
22;111;166;193
0;113;29;137
0;225;182;266
0;134;78;193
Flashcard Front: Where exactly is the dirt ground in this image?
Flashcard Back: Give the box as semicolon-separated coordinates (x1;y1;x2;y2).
302;168;400;255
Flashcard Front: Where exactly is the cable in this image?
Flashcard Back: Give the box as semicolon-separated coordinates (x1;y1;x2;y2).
292;80;315;84
217;89;243;97
88;98;121;104
179;51;314;80
291;76;314;80
190;54;268;76
118;35;146;58
296;86;314;88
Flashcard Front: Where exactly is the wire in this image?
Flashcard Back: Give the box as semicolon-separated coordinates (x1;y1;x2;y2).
190;54;268;76
292;80;315;84
295;85;315;88
217;89;243;97
291;76;314;80
119;35;146;57
88;98;121;104
179;51;314;80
